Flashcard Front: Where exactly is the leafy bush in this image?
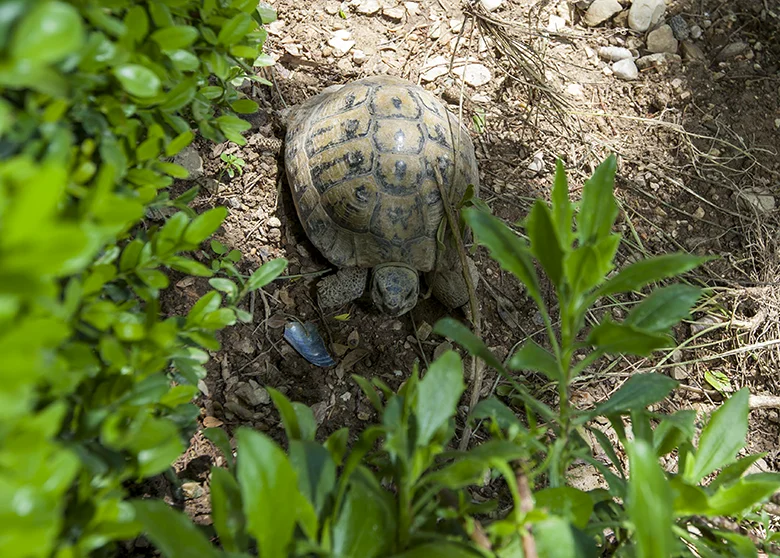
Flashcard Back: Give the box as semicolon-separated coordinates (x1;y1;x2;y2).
0;1;283;556
127;157;780;556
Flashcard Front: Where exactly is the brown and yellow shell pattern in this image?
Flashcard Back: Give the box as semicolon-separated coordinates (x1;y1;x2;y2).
284;76;479;273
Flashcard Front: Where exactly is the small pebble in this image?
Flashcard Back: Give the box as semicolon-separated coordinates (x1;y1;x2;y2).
612;58;639;80
668;15;690;41
266;216;282;228
598;46;633;62
689;24;702;39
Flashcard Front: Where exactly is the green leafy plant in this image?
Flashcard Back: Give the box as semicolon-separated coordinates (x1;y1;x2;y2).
0;0;281;555
125;157;779;557
220;151;246;179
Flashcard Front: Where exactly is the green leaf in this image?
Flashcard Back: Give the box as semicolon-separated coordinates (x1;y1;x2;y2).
268;387;315;441
710;454;768;491
150;25;199;50
210;467;247;552
183;207;228;246
653;410;696;457
471;398;523;432
526;200;564;287
331;474;394;558
388;544;484;558
208;277;238;300
217;114;252;145
564;233;620;295
685;388;749;484
668;476;710;516
586;317;673;356
113;64;162;98
416;351;464;446
159;79;197;112
231;99;259;114
507;340;561;382
594;253;712;299
10;1;85;64
706;474;780;516
218;12;255;45
534;487;593;529
256;2;278;23
352;375;384;413
591;373;677;418
577;154;618;245
289;440;336;516
551;158;574;247
132;500;219;558
463;207;542;305
166;256;213;276
246;258;288;291
136;269;169;289
186;291;222;327
624;284;702;333
237;429;298;558
626;439;673;558
533;517;596;558
433;317;503;372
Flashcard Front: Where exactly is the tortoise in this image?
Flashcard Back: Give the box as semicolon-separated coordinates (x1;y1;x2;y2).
283;75;480;317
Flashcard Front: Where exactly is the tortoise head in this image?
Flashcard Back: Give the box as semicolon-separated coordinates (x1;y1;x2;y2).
370;264;419;317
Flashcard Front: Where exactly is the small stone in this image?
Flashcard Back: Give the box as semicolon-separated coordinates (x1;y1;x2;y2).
382;6;405;21
598;46;633;61
340;391;351;402
235;337;255;355
612;58;639;80
584;0;622;27
636;52;681;70
403;2;419;16
356;0;380;15
628;0;666;32
325;3;340;15
681;41;706;62
527;151;544;173
547;14;566;32
433;341;452;360
774;118;780;129
416;321;432;341
566;83;585;96
420;56;448;82
737;188;775;214
327;29;355;54
173;145;204;181
647;25;678;54
716;42;749;61
479;0;503;11
689;25;702;39
692;206;705;219
266;216;281;228
668;15;689;40
453;63;492;87
181;482;204;499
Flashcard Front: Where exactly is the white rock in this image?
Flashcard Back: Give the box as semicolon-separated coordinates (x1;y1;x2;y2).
566;83;585;96
420;55;448;82
527;151;544;173
356;0;380;15
547;14;566;32
628;0;666;32
267;20;286;36
690;24;702;39
382;6;405;21
738;188;776;214
480;0;503;11
584;0;622;27
598;46;633;61
403;2;419;16
647;24;678;54
352;49;367;65
453;63;492;87
612;58;639;80
327;29;355;54
636;52;681;69
266;216;282;228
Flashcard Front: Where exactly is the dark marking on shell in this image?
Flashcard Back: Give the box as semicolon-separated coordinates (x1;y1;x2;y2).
392;96;402;109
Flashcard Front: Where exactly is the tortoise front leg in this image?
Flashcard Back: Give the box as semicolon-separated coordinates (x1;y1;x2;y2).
316;267;369;309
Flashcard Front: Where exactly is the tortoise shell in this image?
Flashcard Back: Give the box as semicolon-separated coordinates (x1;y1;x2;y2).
284;76;479;273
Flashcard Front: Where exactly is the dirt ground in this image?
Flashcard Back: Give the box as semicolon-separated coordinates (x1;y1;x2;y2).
150;0;779;538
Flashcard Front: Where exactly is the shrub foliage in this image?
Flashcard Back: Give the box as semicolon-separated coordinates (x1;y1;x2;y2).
0;1;282;556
